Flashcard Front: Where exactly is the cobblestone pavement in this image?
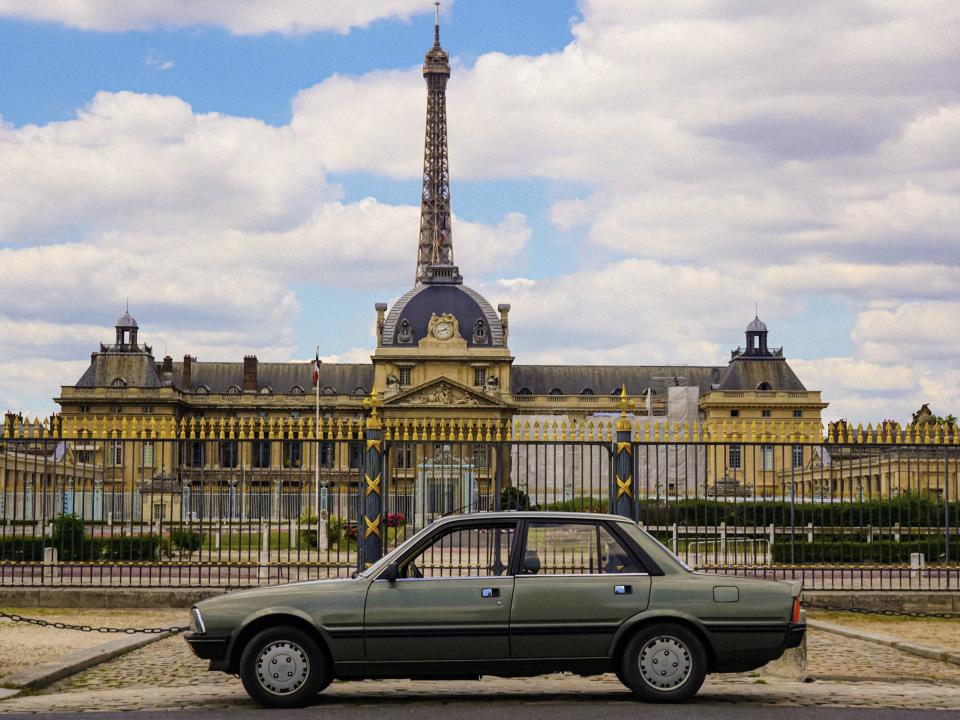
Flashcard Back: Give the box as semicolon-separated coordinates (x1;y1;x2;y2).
1;627;960;713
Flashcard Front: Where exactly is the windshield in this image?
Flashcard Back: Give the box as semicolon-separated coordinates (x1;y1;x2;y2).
616;521;693;573
355;522;437;578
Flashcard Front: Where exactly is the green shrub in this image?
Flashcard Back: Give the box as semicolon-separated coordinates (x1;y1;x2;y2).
0;537;47;561
169;528;202;552
51;514;100;561
102;534;161;561
501;486;533;510
542;496;607;513
772;539;951;564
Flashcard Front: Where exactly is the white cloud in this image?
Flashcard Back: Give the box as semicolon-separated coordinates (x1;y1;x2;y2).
0;0;438;35
145;51;174;71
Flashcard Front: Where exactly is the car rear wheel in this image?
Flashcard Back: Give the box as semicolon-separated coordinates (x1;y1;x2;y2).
619;623;707;703
239;625;329;708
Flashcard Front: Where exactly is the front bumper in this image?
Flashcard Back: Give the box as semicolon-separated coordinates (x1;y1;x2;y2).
784;623;806;649
184;633;230;663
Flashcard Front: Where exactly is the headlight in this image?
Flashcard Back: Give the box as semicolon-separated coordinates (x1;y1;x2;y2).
190;607;206;634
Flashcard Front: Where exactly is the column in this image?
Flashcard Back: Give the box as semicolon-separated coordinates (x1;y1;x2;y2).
612;386;636;519
362;390;384;567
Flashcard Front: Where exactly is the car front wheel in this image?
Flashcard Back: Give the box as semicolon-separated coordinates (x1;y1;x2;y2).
619;623;707;703
239;625;329;708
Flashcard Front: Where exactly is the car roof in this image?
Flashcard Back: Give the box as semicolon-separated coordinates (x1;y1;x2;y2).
432;511;631;525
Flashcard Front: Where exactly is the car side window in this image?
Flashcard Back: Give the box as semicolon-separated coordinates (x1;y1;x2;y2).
401;524;515;579
524;522;599;575
599;524;644;574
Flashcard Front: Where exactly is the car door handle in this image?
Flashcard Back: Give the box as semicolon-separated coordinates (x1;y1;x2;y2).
481;587;500;598
614;585;632;595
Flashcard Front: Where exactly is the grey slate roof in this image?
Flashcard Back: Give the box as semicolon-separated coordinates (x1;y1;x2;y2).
716;358;806;392
510;365;724;395
381;284;504;347
171;362;374;395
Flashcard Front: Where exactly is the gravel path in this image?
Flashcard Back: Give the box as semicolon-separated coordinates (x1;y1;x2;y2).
809;612;960;650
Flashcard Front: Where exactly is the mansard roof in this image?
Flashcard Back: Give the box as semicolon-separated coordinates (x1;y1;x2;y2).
510;365;723;395
169;362;374;395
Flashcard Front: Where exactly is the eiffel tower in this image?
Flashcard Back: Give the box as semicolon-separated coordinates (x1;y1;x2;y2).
415;3;459;286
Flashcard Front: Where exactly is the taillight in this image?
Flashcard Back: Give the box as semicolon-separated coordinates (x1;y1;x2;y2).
791;597;801;623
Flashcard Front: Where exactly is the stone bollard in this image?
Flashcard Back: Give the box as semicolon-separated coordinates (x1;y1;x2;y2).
911;552;925;582
42;546;60;584
761;630;807;681
257;523;271;584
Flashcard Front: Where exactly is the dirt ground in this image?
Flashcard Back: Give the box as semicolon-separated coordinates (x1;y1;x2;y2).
809;611;960;650
0;607;187;680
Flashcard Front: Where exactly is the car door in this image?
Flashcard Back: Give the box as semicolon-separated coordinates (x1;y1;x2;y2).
510;519;651;659
364;520;518;663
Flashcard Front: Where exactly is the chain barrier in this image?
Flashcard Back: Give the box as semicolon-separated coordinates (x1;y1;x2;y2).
803;601;960;619
0;610;188;634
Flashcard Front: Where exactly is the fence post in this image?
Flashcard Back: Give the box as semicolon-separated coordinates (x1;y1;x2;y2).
362;391;384;568
719;521;727;559
613;386;636;519
806;522;814;544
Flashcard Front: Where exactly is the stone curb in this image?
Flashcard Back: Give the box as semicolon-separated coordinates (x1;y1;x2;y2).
808;619;960;667
0;631;172;693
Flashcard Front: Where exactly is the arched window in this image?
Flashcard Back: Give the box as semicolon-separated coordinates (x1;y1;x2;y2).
195;385;210;395
580;388;595;395
610;388;621;396
321;386;336;396
227;385;241;395
516;387;532;396
757;381;773;391
353;386;367;396
290;386;305;395
111;377;127;388
258;386;272;395
548;388;563;396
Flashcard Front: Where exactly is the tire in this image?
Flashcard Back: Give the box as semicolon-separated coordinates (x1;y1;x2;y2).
618;623;707;703
239;625;330;708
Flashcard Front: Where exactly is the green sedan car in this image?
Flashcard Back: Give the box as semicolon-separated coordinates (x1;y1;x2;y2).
185;511;805;707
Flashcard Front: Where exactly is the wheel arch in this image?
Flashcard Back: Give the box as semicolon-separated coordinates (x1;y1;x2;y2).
227;609;332;674
610;612;717;672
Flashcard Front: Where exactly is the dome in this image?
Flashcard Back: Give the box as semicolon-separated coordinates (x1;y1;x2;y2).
746;316;767;333
116;312;138;329
381;284;504;347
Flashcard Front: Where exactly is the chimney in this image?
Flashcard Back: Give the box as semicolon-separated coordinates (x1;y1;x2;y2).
243;355;258;392
90;352;97;364
375;303;388;347
162;355;173;373
498;304;511;345
182;355;194;389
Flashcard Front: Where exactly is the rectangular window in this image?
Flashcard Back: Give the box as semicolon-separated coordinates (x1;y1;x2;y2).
761;409;771;418
252;441;272;469
395;443;413;469
728;445;741;469
399;367;412;386
142;406;154;414
185;441;204;468
319;441;335;469
792;444;804;469
474;367;486;387
282;440;303;469
730;409;740;418
109;441;124;467
402;524;515;578
141;441;154;467
79;404;91;413
761;444;774;470
349;442;363;469
793;409;803;418
111;405;123;414
525;522;599;575
220;440;239;469
471;443;488;469
152;503;164;521
77;450;94;464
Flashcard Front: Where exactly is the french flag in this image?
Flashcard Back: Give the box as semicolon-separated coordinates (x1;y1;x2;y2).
312;351;321;386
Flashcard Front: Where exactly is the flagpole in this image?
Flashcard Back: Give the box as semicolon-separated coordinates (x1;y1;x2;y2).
314;345;321;524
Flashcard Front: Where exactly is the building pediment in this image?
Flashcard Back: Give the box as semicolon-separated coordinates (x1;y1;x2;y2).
384;377;506;408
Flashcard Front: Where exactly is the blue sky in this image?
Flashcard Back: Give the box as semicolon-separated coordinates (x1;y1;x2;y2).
1;0;959;423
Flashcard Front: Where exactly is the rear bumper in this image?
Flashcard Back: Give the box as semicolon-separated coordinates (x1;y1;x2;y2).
784;623;806;649
184;633;230;663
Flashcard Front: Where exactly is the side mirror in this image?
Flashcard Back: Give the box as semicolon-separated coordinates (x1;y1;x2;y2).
381;562;400;582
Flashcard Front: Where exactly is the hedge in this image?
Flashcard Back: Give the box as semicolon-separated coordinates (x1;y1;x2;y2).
0;537;47;561
0;535;161;561
772;540;950;564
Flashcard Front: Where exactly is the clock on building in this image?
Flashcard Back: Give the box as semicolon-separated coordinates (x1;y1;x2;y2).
433;320;454;340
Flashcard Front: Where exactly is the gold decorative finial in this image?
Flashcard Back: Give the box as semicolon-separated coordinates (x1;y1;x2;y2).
363;388;383;429
617;384;635;419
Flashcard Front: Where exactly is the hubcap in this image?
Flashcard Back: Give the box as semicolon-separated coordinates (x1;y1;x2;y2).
638;635;692;691
255;640;309;695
